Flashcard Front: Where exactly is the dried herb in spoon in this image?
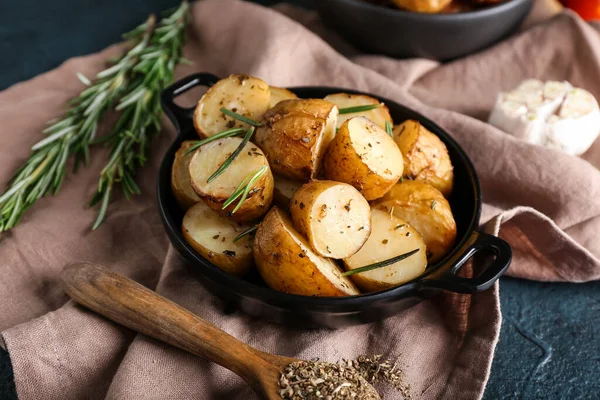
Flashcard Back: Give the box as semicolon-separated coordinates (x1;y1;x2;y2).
279;355;411;399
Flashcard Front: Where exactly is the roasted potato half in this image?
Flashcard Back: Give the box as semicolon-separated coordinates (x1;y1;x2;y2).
171;141;201;210
182;201;254;277
393;120;454;197
188;137;274;222
193;74;270;138
273;174;303;210
391;0;452;13
324;93;392;130
374;181;457;263
290;180;371;259
254;207;360;296
323;117;403;200
269;86;298;108
343;208;427;292
254;99;338;181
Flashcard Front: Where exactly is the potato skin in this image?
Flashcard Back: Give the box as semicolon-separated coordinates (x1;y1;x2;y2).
323;93;392;130
374;180;457;263
171;141;201;210
182;202;254;277
188;138;274;222
323;117;403;200
272;175;303;210
391;0;452;13
193;74;270;138
289;180;371;259
343;208;428;292
269;86;298;108
393;120;454;197
254;99;338;181
253;207;360;296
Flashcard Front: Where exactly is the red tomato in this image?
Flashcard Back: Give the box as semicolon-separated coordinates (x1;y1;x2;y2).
564;0;600;21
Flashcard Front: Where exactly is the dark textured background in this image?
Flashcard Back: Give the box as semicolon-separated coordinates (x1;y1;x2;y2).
1;1;599;399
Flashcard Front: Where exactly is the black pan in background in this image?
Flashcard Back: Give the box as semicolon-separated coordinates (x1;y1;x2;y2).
319;0;533;61
158;73;511;328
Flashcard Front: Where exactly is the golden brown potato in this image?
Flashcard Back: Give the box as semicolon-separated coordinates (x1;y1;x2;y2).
269;86;298;108
254;207;360;296
273;174;303;210
289;180;371;259
171;141;201;210
182;201;254;277
188;137;273;222
323;117;403;201
393;120;454;197
374;181;457;263
324;93;392;130
391;0;452;13
254;99;338;181
193;74;270;138
343;208;427;292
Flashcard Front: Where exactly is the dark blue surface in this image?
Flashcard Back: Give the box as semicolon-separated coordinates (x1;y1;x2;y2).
1;1;599;399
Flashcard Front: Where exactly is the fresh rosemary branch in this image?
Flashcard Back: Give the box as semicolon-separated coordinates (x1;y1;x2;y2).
385;121;393;137
220;107;263;127
184;128;247;155
338;103;383;115
342;248;420;277
231;166;267;213
207;126;256;183
90;1;189;230
0;17;158;232
233;225;258;242
222;166;267;214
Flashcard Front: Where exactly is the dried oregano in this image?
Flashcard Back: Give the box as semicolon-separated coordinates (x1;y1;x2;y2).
278;355;410;399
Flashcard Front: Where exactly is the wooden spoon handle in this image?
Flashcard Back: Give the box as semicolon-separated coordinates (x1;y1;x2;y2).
61;263;271;386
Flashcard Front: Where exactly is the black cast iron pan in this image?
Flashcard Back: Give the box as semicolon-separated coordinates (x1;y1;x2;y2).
158;73;512;328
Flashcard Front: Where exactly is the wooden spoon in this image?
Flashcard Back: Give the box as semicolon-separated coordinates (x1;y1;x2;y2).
61;262;295;400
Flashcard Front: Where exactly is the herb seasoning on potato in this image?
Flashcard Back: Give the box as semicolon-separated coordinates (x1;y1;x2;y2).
254;99;339;181
323;117;403;200
188;137;274;222
393;120;454;197
343;208;427;292
324;93;393;130
182;201;254;276
290;180;371;259
171;141;202;210
374;180;457;263
174;74;459;297
254;207;360;297
193;74;271;138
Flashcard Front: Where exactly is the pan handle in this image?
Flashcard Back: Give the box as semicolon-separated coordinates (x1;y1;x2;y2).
161;72;221;134
420;231;512;294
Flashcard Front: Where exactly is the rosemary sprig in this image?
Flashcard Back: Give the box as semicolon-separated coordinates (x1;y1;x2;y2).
220;107;263;127
90;1;189;230
184;128;246;155
233;225;258;242
342;248;420;277
0;17;158;232
385;121;393;137
222;166;267;214
338;103;383;115
207;126;256;183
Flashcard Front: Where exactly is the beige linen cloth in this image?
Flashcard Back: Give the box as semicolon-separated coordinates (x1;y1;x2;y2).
1;0;599;399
